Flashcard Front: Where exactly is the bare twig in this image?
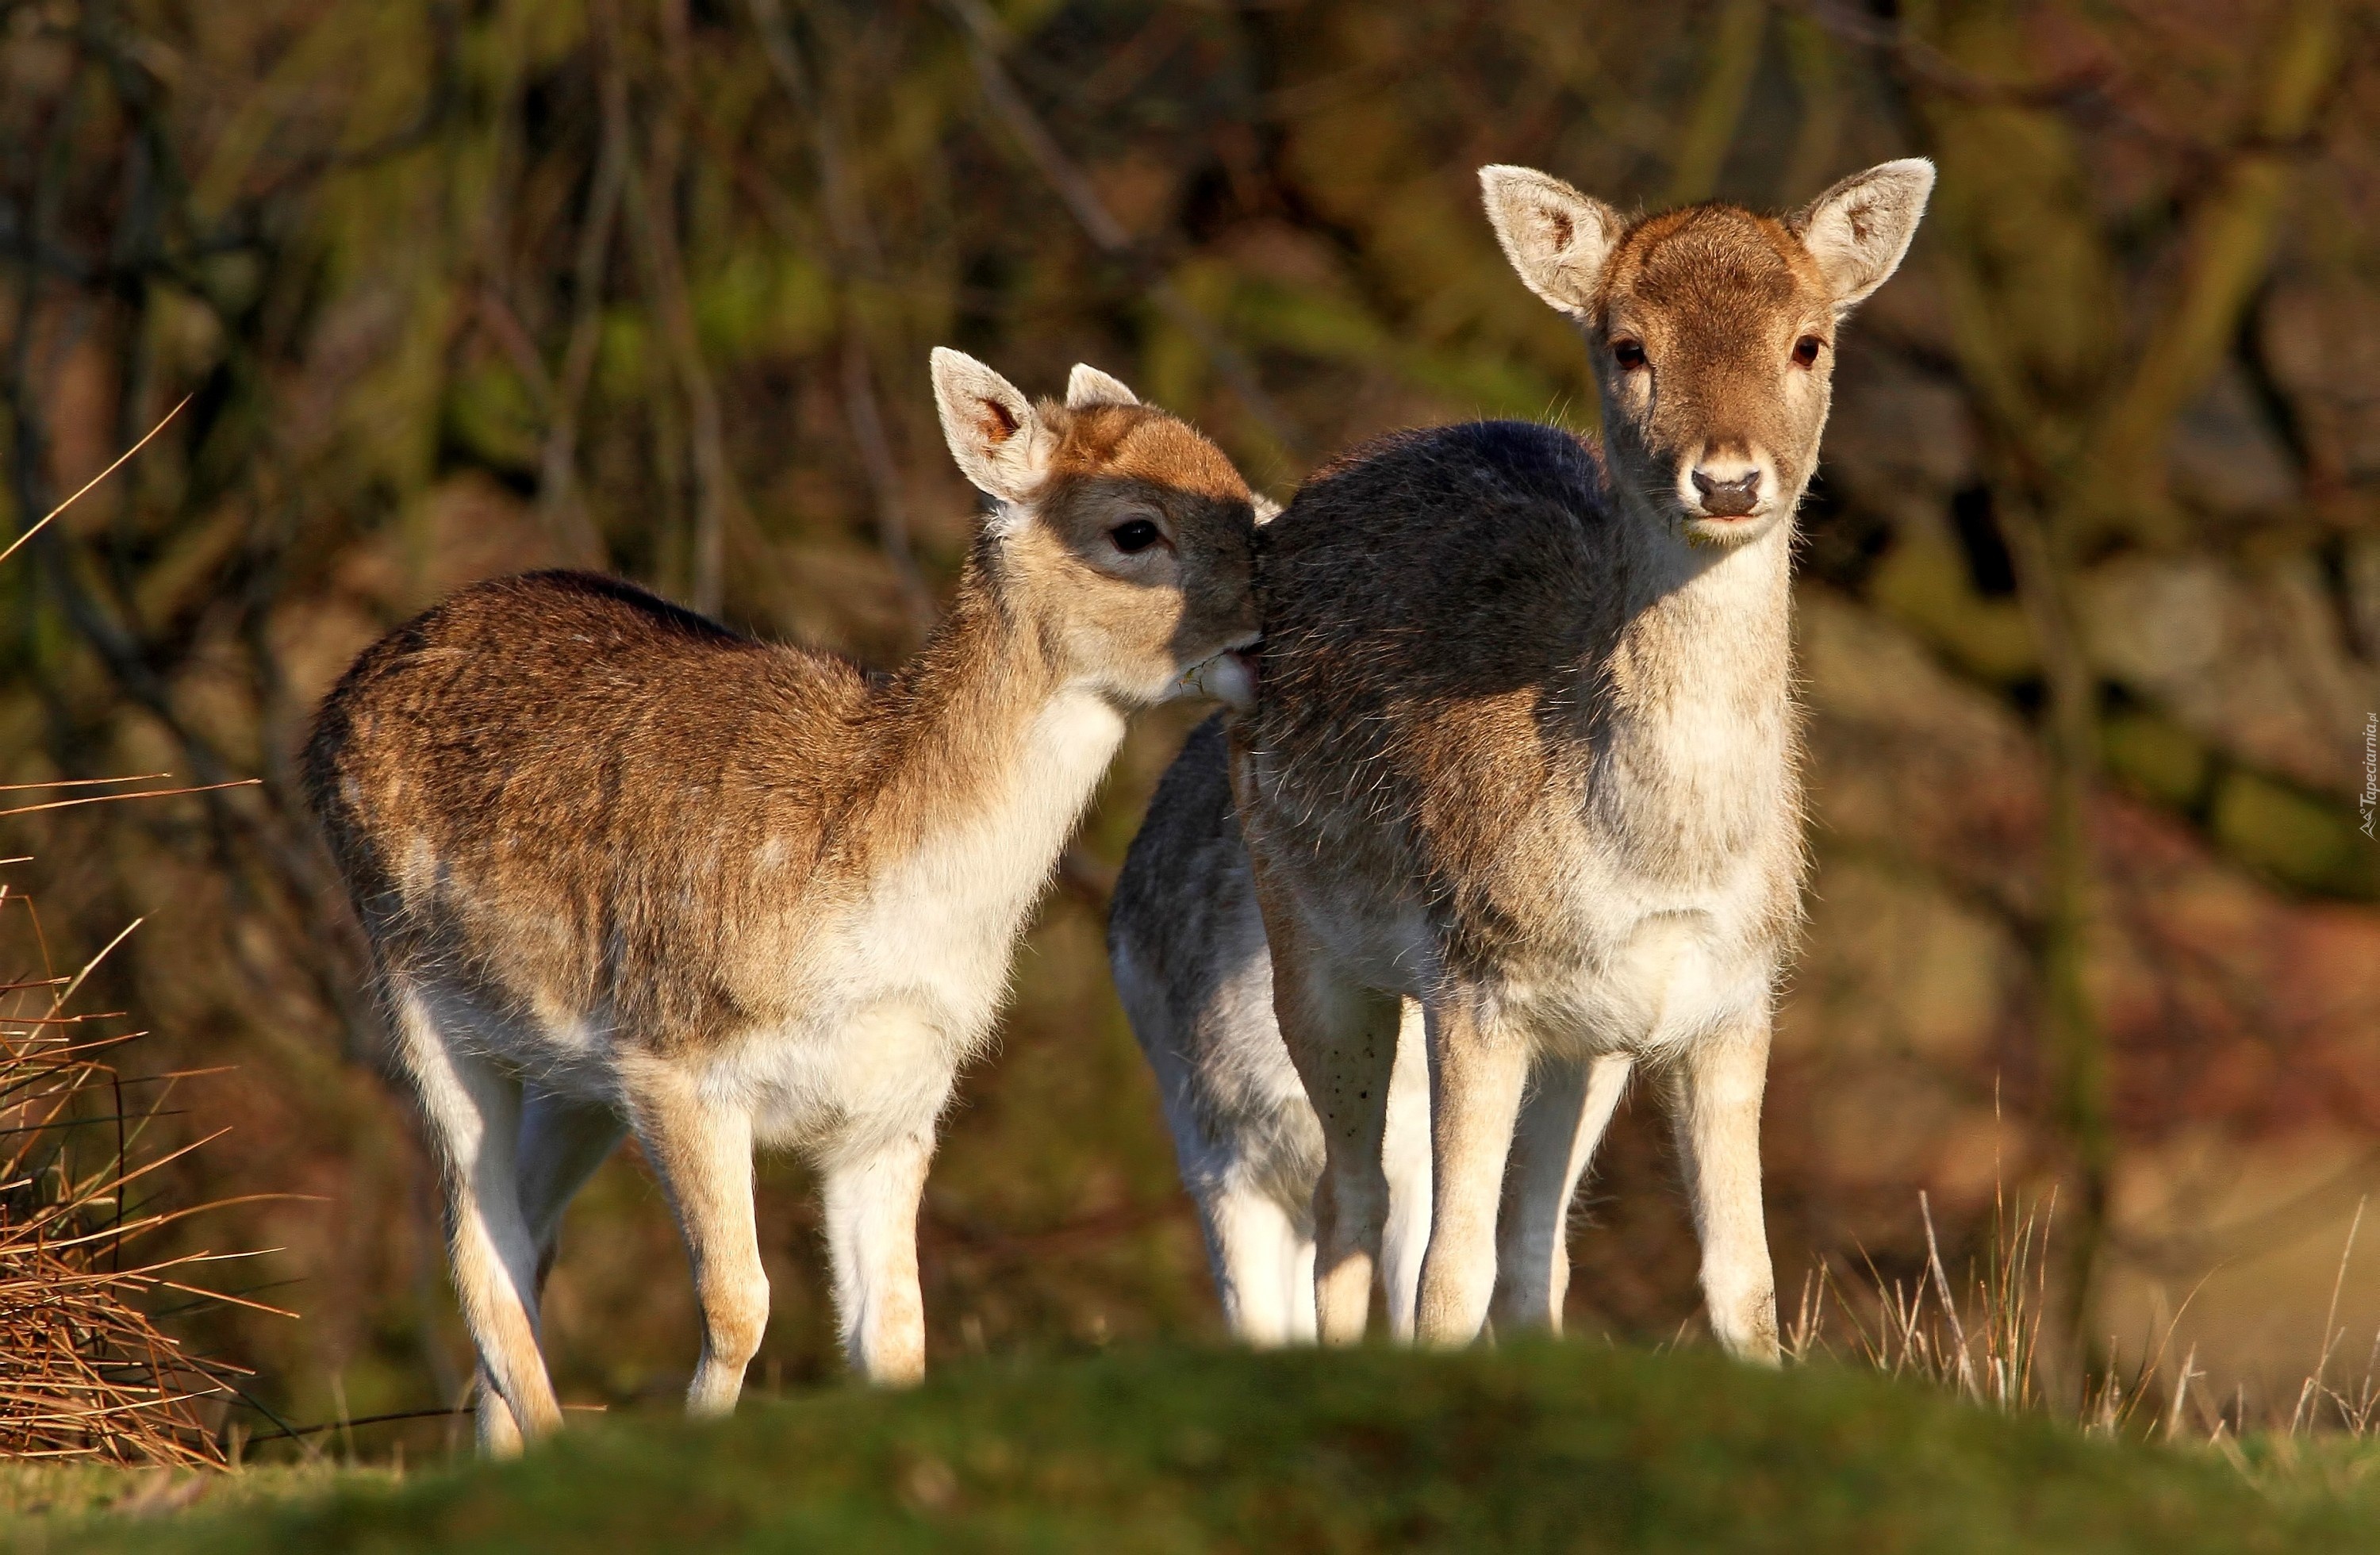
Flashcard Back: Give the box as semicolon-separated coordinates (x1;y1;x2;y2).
0;395;192;570
0;887;254;1464
0;778;260;824
939;0;1306;462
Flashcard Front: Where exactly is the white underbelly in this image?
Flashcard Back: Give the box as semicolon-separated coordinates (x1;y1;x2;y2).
710;996;969;1154
1554;908;1770;1054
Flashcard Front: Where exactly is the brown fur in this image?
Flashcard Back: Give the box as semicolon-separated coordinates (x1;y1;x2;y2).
307;405;1255;1058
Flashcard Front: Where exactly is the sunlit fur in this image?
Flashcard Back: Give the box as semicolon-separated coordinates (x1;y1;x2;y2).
305;354;1257;1453
1110;162;1929;1356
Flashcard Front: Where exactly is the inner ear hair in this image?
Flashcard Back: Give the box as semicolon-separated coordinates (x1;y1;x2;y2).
1790;158;1935;312
1478;163;1626;318
931;346;1047;504
978;397;1021;440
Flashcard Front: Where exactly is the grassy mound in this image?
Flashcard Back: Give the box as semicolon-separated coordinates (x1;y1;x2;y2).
59;1342;2380;1553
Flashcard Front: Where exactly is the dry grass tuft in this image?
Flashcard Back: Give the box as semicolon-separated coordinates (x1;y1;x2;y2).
0;397;263;1469
1787;1188;2056;1415
0;859;261;1468
1787;1183;2380;1446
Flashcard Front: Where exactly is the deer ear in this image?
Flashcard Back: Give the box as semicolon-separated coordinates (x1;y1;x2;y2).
932;347;1051;505
1790;159;1934;312
1065;363;1139;409
1479;164;1626;320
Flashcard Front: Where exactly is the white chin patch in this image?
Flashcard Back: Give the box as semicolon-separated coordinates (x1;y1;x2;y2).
1173;651;1255;711
1683;510;1778;547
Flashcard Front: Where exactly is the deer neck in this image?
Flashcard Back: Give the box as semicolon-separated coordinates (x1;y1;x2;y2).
1599;474;1796;712
846;562;1127;996
1576;472;1798;847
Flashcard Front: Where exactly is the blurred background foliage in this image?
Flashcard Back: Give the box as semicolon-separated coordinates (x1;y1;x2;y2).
1;0;2377;1449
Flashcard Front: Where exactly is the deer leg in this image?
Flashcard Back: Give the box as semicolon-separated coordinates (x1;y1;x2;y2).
1287;1226;1319;1344
1668;1016;1780;1363
1493;1052;1631;1334
1198;1179;1308;1347
1260;915;1399;1346
631;1078;769;1415
517;1085;627;1288
1415;994;1531;1347
462;1086;622;1449
820;1127;935;1384
1379;997;1434;1342
390;983;559;1456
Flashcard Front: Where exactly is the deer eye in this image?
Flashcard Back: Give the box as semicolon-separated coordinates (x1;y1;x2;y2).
1792;335;1825;368
1612;339;1647;370
1109;518;1163;555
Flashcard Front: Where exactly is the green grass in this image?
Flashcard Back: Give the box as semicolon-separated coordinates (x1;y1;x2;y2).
24;1342;2380;1553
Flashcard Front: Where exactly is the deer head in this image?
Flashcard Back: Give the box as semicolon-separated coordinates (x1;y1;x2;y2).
931;348;1260;707
1480;159;1933;548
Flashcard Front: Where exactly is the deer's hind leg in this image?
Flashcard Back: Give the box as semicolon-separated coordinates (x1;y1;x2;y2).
516;1085;627;1284
1196;1175;1314;1347
462;1085;626;1447
1255;907;1400;1346
389;981;560;1457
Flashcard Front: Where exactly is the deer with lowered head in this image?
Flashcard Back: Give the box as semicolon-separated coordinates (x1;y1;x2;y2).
1110;160;1933;1353
305;351;1260;1453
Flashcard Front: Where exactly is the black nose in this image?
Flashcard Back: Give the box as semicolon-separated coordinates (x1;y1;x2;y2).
1691;470;1762;517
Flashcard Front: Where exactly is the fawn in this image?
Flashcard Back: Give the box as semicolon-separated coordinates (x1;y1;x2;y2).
1111;161;1932;1353
305;351;1259;1453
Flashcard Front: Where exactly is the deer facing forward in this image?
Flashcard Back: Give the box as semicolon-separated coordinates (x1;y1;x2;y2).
1113;160;1932;1353
305;352;1258;1453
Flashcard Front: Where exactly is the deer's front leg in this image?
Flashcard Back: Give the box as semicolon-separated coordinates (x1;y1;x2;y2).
1668;1015;1779;1363
1492;1051;1632;1334
821;1128;934;1385
631;1078;769;1415
1415;994;1531;1347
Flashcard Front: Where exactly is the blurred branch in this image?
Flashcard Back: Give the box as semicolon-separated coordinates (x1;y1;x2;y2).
1993;493;2111;1332
939;0;1308;463
1664;0;1767;205
2083;0;2344;541
749;0;935;634
230;1;464;213
536;80;628;572
1796;0;2115;113
602;0;743;616
1780;13;1848;197
925;1190;1192;1265
748;0;881;272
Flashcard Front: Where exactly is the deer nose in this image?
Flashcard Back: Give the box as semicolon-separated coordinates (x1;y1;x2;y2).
1691;468;1763;517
